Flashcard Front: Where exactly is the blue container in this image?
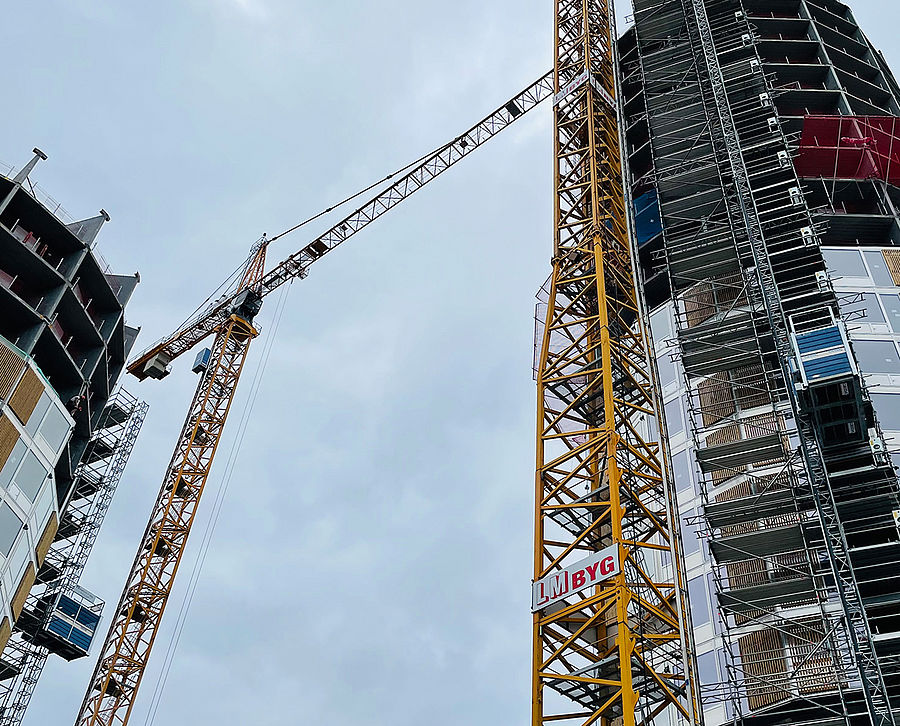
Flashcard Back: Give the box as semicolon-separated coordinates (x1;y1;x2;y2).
634;190;662;247
43;593;102;659
192;347;213;374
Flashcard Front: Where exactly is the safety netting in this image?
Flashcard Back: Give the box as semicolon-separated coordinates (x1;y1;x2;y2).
795;115;900;183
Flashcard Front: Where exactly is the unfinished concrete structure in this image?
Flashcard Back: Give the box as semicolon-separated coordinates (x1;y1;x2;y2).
619;1;900;724
0;151;146;725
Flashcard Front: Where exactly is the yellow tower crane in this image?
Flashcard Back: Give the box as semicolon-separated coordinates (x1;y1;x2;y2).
531;1;702;725
73;74;555;726
73;3;701;725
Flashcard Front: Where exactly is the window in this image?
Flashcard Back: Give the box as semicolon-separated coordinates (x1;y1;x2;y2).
879;295;900;333
24;393;52;437
673;449;694;493
846;294;885;325
823;248;867;278
0;503;22;556
642;413;659;441
872;394;900;431
865;251;895;287
651;307;673;342
854;340;900;374
682;513;699;556
657;350;677;387
688;577;710;626
697;651;719;686
13;451;48;501
0;440;26;490
665;398;684;436
38;404;71;457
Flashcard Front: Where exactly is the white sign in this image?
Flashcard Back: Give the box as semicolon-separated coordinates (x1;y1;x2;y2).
532;545;620;612
590;75;616;110
554;69;590;106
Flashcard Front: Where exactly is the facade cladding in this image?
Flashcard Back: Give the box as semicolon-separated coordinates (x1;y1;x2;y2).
620;0;900;724
0;154;145;721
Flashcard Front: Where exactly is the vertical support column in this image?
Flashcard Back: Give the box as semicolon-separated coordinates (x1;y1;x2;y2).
74;316;256;726
532;2;700;725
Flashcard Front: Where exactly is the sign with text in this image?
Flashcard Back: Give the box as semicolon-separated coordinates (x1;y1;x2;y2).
553;69;589;106
531;546;620;612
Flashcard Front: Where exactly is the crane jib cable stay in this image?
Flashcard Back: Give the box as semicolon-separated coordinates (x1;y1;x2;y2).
74;71;554;726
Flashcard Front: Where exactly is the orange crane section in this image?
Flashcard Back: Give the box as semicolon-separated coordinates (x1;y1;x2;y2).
74;74;554;726
531;1;701;725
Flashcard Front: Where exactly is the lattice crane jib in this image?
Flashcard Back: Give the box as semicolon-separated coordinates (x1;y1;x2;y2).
532;2;700;725
75;250;266;726
73;77;555;726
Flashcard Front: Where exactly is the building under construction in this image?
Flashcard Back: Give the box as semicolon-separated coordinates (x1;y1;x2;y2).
2;0;898;725
620;0;900;724
0;152;146;725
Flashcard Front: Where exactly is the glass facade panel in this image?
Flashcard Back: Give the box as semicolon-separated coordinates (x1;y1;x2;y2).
24;393;51;437
697;651;718;685
823;248;867;278
865;251;895;287
38;404;70;456
0;504;22;557
682;513;699;555
855;340;900;374
651;307;673;342
665;398;684;436
13;451;48;502
879;294;900;333
658;350;677;386
872;393;900;431
847;293;886;324
688;576;710;626
0;440;26;490
673;449;693;493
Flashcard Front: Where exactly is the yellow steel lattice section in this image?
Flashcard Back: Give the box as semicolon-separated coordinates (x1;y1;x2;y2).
75;249;267;726
532;2;701;725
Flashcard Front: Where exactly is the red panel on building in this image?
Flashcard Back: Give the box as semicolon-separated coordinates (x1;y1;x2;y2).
795;115;900;183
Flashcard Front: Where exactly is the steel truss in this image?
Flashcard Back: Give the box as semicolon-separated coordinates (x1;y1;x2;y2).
76;74;558;726
76;299;260;726
630;0;900;724
532;2;701;725
0;390;147;726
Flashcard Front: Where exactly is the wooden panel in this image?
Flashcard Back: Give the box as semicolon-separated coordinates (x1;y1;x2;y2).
706;424;746;485
745;413;788;467
10;562;35;620
733;363;771;411
682;273;747;329
0;617;10;654
0;415;19;472
698;373;735;426
786;617;839;694
35;513;58;565
9;368;43;425
739;628;788;711
883;249;900;286
0;342;25;401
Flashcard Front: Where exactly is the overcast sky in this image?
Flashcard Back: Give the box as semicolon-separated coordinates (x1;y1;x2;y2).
2;1;899;725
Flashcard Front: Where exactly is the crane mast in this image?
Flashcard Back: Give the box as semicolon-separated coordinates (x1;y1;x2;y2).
532;2;701;725
73;74;554;726
75;246;266;726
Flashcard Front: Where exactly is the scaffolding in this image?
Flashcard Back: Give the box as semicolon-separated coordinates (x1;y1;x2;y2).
628;0;900;724
0;390;147;726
